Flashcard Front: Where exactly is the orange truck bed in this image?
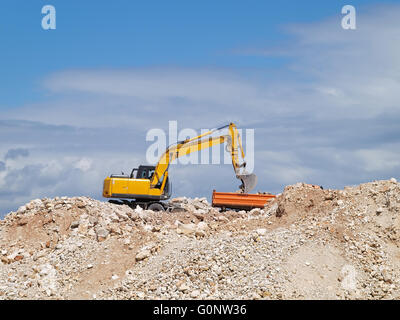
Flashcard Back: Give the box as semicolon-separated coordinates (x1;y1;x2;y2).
212;190;276;210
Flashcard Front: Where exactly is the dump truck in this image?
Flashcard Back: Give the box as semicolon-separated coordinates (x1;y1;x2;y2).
103;123;257;211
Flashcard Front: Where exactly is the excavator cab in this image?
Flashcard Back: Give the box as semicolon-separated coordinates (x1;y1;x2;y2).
134;166;155;179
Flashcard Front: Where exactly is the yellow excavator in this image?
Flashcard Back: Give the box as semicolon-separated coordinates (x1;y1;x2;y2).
102;123;257;211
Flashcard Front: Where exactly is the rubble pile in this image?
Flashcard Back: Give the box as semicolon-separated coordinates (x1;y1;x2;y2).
0;178;399;299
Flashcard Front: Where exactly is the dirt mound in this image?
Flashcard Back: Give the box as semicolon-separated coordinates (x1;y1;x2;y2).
0;178;399;299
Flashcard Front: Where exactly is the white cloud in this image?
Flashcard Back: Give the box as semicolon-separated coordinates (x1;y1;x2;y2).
44;69;259;103
355;147;400;172
74;158;93;172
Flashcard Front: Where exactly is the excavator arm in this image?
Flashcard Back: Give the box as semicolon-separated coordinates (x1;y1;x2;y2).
150;123;257;193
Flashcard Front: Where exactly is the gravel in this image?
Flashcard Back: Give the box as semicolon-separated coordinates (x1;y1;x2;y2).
0;178;399;300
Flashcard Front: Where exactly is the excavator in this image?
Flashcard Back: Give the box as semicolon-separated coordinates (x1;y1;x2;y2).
102;123;257;211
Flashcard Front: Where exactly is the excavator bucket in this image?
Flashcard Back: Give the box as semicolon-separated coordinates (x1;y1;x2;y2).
237;173;258;193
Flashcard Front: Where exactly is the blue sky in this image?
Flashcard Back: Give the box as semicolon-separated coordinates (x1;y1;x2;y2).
1;0;385;105
1;1;400;216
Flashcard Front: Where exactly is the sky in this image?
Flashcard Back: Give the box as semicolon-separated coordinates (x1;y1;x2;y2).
1;0;400;216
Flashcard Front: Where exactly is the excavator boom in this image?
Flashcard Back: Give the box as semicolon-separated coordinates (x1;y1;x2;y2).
150;123;257;193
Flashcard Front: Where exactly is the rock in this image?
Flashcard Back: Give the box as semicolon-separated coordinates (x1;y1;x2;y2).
88;229;96;237
129;211;140;220
71;221;80;229
170;197;186;203
169;205;186;213
390;177;397;183
78;223;88;234
17;206;27;214
13;255;24;262
76;201;86;209
178;282;190;292
193;202;208;210
32;199;43;207
250;208;261;215
111;274;119;280
382;270;392;283
190;290;200;298
196;222;208;231
139;211;149;221
143;225;153;232
195;230;206;238
136;249;151;261
95;227;110;241
256;228;267;236
116;211;129;221
176;223;196;236
252;292;261;300
89;216;98;225
17;218;29;226
194;210;206;220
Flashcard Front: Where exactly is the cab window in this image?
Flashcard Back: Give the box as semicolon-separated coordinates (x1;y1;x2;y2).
140;170;148;178
148;169;155;179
